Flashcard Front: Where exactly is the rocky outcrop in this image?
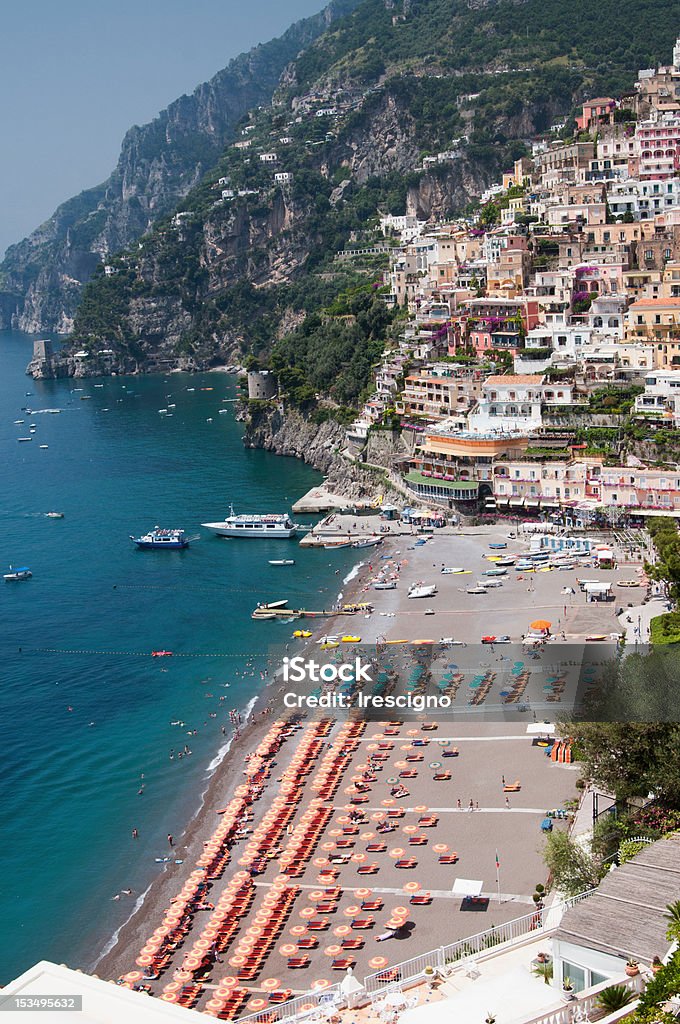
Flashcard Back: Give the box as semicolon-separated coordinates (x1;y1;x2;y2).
243;403;405;501
0;0;362;333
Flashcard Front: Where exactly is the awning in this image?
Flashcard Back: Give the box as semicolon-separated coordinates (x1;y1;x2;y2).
509;498;525;507
525;499;540;507
452;878;483;898
526;723;556;735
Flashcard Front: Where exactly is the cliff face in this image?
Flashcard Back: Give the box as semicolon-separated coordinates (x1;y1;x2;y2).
0;0;361;333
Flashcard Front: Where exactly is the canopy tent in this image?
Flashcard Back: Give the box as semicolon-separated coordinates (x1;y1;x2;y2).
398;966;562;1024
451;878;483;898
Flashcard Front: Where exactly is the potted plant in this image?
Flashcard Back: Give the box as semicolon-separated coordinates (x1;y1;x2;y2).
562;977;574;999
485;1015;496;1024
652;955;664;974
625;958;639;977
424;965;434;977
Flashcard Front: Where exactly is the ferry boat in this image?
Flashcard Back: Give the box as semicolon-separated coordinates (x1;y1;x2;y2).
131;527;190;550
202;505;298;538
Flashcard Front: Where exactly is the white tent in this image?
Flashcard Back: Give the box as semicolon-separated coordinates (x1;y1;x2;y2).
398;966;562;1024
451;878;483;897
526;723;555;735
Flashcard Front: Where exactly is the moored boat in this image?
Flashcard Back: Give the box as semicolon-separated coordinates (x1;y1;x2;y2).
269;559;295;566
202;505;298;538
408;583;437;599
131;527;190;550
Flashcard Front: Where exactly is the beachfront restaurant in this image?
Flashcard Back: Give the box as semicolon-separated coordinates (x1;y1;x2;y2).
403;471;479;508
400;505;447;527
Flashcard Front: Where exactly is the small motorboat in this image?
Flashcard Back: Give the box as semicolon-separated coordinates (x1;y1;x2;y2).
617;580;640;588
151;650;173;657
17;437;32;442
374;580;397;590
46;512;64;518
269;559;295;566
408;584;437;599
292;629;312;638
352;537;382;549
4;566;32;581
341;635;361;643
585;635;608;642
481;635;496;644
39;445;49;449
466;587;488;595
483;567;507;577
441;567;466;575
489;543;507;550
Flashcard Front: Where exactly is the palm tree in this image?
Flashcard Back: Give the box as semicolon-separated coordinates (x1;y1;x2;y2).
665;901;680;943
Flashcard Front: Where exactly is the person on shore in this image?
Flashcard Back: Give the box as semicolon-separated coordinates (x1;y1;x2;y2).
468;799;474;811
167;834;174;847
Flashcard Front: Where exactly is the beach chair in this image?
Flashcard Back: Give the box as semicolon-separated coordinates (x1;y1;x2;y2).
442;747;459;757
433;771;451;781
332;957;356;970
287;956;310;969
342;937;364;949
409;893;432;905
503;780;521;792
296;937;318;949
366;842;386;853
408;835;428;846
361;899;383;911
307;920;329;930
438;852;459;864
387;808;405;819
269;990;293;1004
357;863;379;875
395;858;417;869
351;916;375;929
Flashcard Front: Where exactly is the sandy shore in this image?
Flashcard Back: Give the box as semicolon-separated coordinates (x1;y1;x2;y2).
91;522;641;1008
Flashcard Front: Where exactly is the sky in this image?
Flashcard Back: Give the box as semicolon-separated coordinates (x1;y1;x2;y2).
0;0;327;257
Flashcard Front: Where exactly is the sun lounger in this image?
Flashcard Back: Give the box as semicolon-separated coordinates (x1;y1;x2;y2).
387;808;405;818
433;771;451;781
396;858;417;869
361;899;383;911
307;920;329;930
287;957;310;969
342;937;364;949
409;894;432;905
503;781;521;792
296;937;318;949
418;815;439;827
332;957;356;970
438;853;459;864
351;917;375;929
269;990;293;1004
357;864;379;875
366;842;387;853
442;748;459;757
408;835;427;845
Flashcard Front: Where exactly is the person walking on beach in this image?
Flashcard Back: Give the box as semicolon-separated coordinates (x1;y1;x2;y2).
501;774;505;786
167;834;174;847
505;796;510;809
468;799;474;812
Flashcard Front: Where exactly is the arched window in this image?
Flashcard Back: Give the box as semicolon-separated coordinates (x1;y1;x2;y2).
593;316;603;328
608;317;618;327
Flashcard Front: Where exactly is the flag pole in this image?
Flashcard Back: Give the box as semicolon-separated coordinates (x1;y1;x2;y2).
495;849;501;904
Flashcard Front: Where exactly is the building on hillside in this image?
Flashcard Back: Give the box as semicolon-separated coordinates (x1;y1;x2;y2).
575;98;616;133
633;115;680;180
493;455;604;510
407;427;529;507
467;374;574;434
535;141;595;188
600;466;680;511
624;297;680;347
634;369;680;422
395;369;482;422
553;836;679;989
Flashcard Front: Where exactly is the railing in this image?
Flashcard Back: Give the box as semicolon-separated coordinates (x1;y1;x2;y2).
237;982;345;1024
236;893;598;1024
362;891;596;997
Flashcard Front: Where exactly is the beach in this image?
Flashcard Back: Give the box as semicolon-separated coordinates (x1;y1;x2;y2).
92;520;645;1013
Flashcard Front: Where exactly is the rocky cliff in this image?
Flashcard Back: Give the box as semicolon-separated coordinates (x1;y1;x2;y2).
0;0;361;333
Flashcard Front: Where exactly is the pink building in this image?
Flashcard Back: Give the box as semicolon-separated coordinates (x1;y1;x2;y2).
576;98;616;132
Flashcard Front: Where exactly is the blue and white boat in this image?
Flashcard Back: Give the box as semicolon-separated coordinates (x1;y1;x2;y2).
4;566;32;581
130;527;190;550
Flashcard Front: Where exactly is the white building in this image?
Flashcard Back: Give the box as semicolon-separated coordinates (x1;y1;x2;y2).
634;369;680;421
608;177;680;219
274;172;293;184
468;374;573;433
259;152;278;163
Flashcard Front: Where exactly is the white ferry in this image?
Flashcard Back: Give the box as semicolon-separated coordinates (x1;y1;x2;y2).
202;505;298;538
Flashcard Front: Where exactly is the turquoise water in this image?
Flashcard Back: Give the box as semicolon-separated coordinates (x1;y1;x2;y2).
0;331;356;983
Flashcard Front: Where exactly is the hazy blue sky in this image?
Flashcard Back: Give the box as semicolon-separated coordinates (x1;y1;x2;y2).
0;0;326;256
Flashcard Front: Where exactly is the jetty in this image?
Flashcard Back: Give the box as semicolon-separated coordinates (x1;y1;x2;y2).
252;600;372;621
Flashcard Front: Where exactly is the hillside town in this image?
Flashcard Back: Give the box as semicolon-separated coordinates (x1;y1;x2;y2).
339;36;680;524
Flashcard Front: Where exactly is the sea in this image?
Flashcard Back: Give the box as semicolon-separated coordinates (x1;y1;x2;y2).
0;330;359;984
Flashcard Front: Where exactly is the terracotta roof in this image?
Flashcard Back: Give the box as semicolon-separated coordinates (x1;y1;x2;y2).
584;97;616;106
628;298;680;307
485;375;545;385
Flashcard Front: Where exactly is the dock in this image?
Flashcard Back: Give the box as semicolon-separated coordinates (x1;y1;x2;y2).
252;601;372;621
